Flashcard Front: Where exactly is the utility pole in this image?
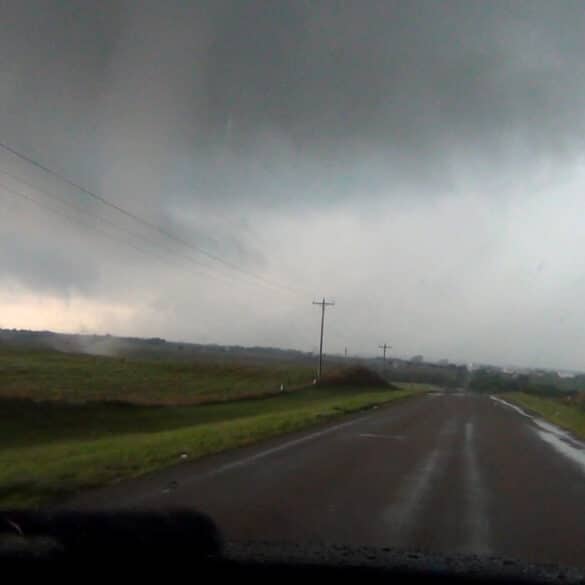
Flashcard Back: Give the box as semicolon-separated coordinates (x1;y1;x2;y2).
378;343;392;368
313;298;335;380
344;346;348;359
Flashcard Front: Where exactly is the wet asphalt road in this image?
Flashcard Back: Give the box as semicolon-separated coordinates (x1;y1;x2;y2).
67;392;585;569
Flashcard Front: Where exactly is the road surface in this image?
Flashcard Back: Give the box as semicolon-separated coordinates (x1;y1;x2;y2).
67;392;585;569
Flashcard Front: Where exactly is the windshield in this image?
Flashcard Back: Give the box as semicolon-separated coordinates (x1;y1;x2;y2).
3;0;585;572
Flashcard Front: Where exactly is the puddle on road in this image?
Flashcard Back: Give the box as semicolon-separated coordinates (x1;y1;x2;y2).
490;396;585;474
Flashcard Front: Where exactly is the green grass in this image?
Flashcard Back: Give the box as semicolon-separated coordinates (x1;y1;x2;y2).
0;348;314;404
504;392;585;439
0;347;427;507
0;386;423;508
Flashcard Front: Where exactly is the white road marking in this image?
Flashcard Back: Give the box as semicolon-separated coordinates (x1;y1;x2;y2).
196;413;379;479
126;404;405;505
179;395;436;483
383;418;456;540
383;446;442;535
490;395;585;474
359;433;406;440
463;421;490;554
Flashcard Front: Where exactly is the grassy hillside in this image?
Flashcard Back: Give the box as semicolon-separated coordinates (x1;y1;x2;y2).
318;365;396;388
0;347;429;507
0;348;314;405
0;387;421;508
505;392;585;439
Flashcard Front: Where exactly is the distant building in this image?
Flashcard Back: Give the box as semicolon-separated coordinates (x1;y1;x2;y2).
438;359;449;366
410;355;424;363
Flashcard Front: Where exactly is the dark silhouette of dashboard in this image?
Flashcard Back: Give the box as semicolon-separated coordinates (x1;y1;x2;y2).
1;509;581;583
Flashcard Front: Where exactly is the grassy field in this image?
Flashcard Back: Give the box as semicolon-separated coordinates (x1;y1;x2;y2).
504;392;585;439
0;387;421;508
0;348;427;508
0;347;314;405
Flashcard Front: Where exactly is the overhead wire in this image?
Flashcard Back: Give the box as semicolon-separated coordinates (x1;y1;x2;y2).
0;139;311;298
0;180;310;337
0;182;298;302
0;181;197;270
0;170;191;259
0;180;258;289
0;164;307;299
0;141;334;354
2;185;310;348
0;178;327;362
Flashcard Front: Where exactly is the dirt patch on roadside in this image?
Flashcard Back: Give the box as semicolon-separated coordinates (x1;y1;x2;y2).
319;366;397;389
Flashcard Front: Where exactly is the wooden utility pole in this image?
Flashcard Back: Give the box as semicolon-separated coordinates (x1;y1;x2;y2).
313;298;335;380
378;343;392;367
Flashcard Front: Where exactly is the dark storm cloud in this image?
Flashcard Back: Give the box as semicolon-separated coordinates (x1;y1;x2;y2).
144;0;585;214
201;1;585;166
0;0;122;182
1;0;584;212
4;1;585;367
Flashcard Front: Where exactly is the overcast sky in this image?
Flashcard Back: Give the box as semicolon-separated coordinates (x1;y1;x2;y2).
2;0;585;369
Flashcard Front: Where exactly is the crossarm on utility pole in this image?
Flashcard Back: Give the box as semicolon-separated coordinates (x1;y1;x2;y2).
378;343;392;366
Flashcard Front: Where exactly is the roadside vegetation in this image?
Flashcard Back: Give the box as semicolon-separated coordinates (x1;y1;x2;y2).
502;392;585;440
465;366;585;439
383;362;468;388
469;368;585;396
0;348;426;508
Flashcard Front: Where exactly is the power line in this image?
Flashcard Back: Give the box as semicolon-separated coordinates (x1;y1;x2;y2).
0;164;236;274
0;139;308;298
1;182;332;355
0;167;305;298
0;181;283;293
0;182;179;267
0;181;312;329
0;169;188;259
